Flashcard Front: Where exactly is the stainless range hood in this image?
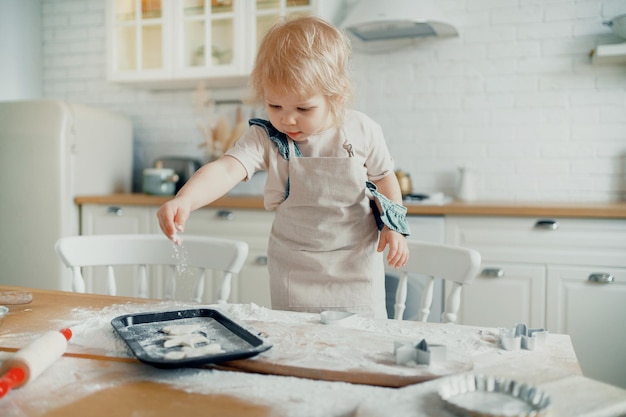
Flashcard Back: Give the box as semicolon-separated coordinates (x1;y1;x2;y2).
341;0;458;53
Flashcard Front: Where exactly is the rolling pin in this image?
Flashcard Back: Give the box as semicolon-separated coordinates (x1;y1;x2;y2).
0;328;72;398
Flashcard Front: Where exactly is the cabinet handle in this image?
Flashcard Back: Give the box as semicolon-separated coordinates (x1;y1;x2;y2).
481;268;504;278
588;273;614;284
534;219;559;230
216;210;234;220
107;206;123;216
255;256;268;266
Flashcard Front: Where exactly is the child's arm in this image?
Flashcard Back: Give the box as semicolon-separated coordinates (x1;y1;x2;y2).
371;173;403;206
157;155;247;242
369;175;410;269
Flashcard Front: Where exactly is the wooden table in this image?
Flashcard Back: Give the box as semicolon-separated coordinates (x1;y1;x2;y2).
1;286;625;417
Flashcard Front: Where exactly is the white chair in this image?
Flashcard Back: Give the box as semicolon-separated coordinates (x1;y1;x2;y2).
393;240;481;323
55;234;248;303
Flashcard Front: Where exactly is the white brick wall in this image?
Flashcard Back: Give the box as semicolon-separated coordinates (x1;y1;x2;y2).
41;0;626;201
352;0;626;202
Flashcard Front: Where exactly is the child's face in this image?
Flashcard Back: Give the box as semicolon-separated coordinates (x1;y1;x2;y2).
264;91;333;141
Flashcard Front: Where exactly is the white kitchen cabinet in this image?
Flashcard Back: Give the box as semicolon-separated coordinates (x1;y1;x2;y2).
547;265;626;389
446;215;626;388
80;203;273;306
106;0;342;88
458;262;545;329
81;204;157;235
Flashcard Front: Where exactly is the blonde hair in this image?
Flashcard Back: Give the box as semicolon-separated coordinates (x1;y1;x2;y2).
249;15;353;125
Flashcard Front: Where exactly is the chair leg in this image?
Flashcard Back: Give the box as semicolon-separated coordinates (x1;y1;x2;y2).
137;265;148;298
193;269;205;303
442;282;462;323
106;265;117;296
218;272;232;304
165;265;175;300
418;277;435;322
394;271;408;320
72;267;85;293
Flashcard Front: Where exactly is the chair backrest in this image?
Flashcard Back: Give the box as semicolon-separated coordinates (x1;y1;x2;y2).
55;234;248;303
393;240;481;323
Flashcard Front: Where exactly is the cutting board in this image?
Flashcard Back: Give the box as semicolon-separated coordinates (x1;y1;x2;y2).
220;320;473;388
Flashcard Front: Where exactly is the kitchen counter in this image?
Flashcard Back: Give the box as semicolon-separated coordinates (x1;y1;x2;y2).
75;193;626;219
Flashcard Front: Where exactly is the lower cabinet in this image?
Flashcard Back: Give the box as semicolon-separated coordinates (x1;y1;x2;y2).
446;215;626;389
80;204;156;235
80;203;273;307
546;265;626;388
459;262;546;329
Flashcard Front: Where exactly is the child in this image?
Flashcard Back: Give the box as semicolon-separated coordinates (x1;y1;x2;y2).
157;15;410;318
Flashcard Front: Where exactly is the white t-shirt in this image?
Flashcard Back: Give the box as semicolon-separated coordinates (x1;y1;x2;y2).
225;109;395;210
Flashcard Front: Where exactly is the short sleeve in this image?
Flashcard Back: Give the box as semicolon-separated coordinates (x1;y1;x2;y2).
224;125;269;181
344;111;395;181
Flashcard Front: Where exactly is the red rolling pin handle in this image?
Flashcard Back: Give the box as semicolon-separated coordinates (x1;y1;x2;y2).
59;328;72;341
0;328;72;399
0;368;26;397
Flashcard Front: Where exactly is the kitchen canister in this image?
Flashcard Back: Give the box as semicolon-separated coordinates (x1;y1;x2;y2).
395;170;413;197
142;168;179;196
456;167;477;201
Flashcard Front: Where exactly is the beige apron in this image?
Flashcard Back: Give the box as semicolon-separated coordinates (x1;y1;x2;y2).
267;137;387;318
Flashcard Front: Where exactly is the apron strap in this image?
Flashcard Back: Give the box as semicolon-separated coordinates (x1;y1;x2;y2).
249;118;302;160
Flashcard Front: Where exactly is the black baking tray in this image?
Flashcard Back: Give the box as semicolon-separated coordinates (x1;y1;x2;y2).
111;308;272;368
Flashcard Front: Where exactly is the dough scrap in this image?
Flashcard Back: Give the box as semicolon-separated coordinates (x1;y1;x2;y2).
160;323;224;360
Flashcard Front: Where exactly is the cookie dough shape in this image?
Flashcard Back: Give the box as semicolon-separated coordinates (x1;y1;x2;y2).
160;324;224;360
163;334;210;348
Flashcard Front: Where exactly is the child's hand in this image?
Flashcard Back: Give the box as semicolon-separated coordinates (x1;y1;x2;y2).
157;198;191;244
377;228;409;269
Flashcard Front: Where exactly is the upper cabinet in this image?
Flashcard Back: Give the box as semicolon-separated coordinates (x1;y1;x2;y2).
106;0;343;89
107;0;171;84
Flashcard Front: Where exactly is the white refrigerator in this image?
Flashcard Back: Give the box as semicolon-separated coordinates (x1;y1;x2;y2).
0;100;132;291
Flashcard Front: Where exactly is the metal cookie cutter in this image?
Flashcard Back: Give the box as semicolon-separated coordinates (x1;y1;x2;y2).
500;323;548;351
394;338;447;366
